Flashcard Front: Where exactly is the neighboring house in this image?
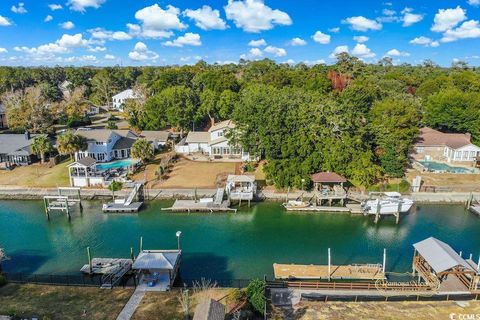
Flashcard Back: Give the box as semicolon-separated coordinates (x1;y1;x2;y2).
112;89;138;111
140;130;171;150
0;132;44;167
175;120;251;161
0;103;7;129
59;80;72;99
74;128;139;162
86;105;100;116
193;299;225;320
412;127;480;164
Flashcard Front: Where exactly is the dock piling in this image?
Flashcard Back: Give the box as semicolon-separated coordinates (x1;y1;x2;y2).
130;247;135;261
328;248;331;281
383;248;386;273
140;236;143;252
87;246;92;273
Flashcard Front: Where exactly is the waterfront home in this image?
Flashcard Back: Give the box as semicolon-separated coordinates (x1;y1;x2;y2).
193;299;225;320
0;132;46;168
74;128;139;162
140;130;171;150
68;156;105;187
112;89;139;111
175;120;252;161
0;103;7;129
132;249;182;291
412;127;480;165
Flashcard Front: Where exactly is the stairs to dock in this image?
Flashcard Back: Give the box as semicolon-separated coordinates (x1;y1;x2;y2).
214;188;224;205
100;261;132;289
125;183;142;206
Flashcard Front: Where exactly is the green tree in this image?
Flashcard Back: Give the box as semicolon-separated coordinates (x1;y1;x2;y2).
246;279;266;315
31;135;52;164
107;181;123;200
131;138;154;164
57;132;87;161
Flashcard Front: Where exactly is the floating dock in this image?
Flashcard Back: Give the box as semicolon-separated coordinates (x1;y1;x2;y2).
284;203;363;214
102;202;143;213
273;263;386;281
162;199;237;213
80;258;133;289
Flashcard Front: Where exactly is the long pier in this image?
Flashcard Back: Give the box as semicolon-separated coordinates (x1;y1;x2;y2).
162;199;237;213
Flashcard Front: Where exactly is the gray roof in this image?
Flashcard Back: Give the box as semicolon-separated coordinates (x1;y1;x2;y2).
413;237;475;273
186;132;210;144
140;131;171;142
208;120;235;133
227;175;255;183
75;129;138;142
0;134;44;156
113;137;137;150
193;299;225;320
209;136;229;146
132;250;181;270
69;156;97;167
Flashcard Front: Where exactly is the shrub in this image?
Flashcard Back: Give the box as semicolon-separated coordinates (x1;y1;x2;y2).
246;279;266;315
0;274;7;286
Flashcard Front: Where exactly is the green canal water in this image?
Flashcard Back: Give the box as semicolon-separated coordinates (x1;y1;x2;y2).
0;200;479;280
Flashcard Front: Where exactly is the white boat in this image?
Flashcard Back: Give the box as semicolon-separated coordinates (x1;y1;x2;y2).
361;192;414;214
283;200;311;209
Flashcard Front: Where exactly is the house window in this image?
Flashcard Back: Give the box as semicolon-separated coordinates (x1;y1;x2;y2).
218;131;224;137
213;147;221;155
223;147;230;155
463;151;469;160
455;151;461;160
97;153;105;161
95;141;103;145
121;150;126;158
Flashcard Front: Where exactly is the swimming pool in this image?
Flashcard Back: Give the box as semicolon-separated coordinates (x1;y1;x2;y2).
418;160;477;174
96;159;138;171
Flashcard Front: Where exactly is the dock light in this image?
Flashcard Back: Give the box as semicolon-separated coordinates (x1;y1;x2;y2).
176;231;182;250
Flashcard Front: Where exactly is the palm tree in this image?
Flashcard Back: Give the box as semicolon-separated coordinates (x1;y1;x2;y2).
131;138;154;165
57;131;87;161
107;181;122;200
31;135;52;164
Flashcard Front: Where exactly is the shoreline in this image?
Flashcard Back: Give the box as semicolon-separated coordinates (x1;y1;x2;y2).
0;185;478;204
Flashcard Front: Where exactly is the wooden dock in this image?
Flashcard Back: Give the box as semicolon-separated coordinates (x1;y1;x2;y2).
102;202;143;213
273;263;386;281
284;203;363;214
162;199;237;213
80;257;133;289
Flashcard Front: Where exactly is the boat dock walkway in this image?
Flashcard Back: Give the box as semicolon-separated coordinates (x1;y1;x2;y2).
162;199;237;213
80;258;133;289
284;203;363;214
273;263;386;281
102;202;143;213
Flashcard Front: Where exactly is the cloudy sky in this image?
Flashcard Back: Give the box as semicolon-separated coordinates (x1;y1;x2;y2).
0;0;479;66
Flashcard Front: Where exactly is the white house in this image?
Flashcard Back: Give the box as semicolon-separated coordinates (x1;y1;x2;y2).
413;127;480;164
74;129;139;162
175;120;252;161
140;130;171;150
112;89;138;111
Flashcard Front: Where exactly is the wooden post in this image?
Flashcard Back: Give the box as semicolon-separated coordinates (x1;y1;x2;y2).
383;248;386;274
65;197;70;220
43;197;50;220
396;201;401;224
412;249;417;276
78;188;83;212
375;200;380;224
477;255;480;272
459;251;463;258
130;247;135;261
140;236;143;252
87;246;92;273
328;248;331;281
286;186;290;203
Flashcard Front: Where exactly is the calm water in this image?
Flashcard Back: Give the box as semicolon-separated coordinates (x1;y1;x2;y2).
0;200;479;280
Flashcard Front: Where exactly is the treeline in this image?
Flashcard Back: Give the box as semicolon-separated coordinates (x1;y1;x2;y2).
1;55;479;187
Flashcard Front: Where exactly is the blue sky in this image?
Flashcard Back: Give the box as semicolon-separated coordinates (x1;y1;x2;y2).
0;0;479;66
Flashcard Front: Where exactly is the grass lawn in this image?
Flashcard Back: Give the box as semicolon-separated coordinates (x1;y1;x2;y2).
158;158;236;189
0;159;72;188
405;169;480;192
0;283;132;320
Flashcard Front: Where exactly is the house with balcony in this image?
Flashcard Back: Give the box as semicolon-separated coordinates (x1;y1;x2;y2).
112;89;139;111
175;120;251;161
74;129;139;162
412;127;480;165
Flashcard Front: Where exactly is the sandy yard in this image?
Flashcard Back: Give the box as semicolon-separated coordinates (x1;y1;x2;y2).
406;169;480;192
272;300;480;320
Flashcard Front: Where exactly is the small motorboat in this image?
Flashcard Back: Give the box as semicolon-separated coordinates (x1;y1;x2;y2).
361;192;414;214
283;200;311;209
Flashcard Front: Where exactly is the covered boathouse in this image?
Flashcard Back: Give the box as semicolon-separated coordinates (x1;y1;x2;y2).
412;237;480;292
132;249;182;291
310;172;348;206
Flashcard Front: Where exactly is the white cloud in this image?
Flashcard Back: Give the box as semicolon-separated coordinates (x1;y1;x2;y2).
431;6;467;32
248;39;266;47
64;55;98;64
127;23;173;39
249;48;263;57
88;46;106;52
329;27;340;33
441;20;480;42
351;43;375;59
401;8;423;27
224;0;292;33
264;46;287;57
136;4;187;38
11;3;27;14
289;37;306;46
312;31;331;44
343;16;382;31
163;33;201;47
383;9;396;16
385;49;410;57
329;45;349;59
468;0;480;6
353;35;369;43
0;16;12;26
0;48;8;53
183;5;227;30
60;21;75;30
48;4;62;10
44;15;53;22
89;28;132;41
104;54;115;60
302;59;326;66
13;33;90;60
67;0;106;12
128;42;159;61
57;34;89;48
409;36;440;47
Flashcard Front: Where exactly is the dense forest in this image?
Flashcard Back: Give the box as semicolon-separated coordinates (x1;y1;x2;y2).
1;54;479;187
